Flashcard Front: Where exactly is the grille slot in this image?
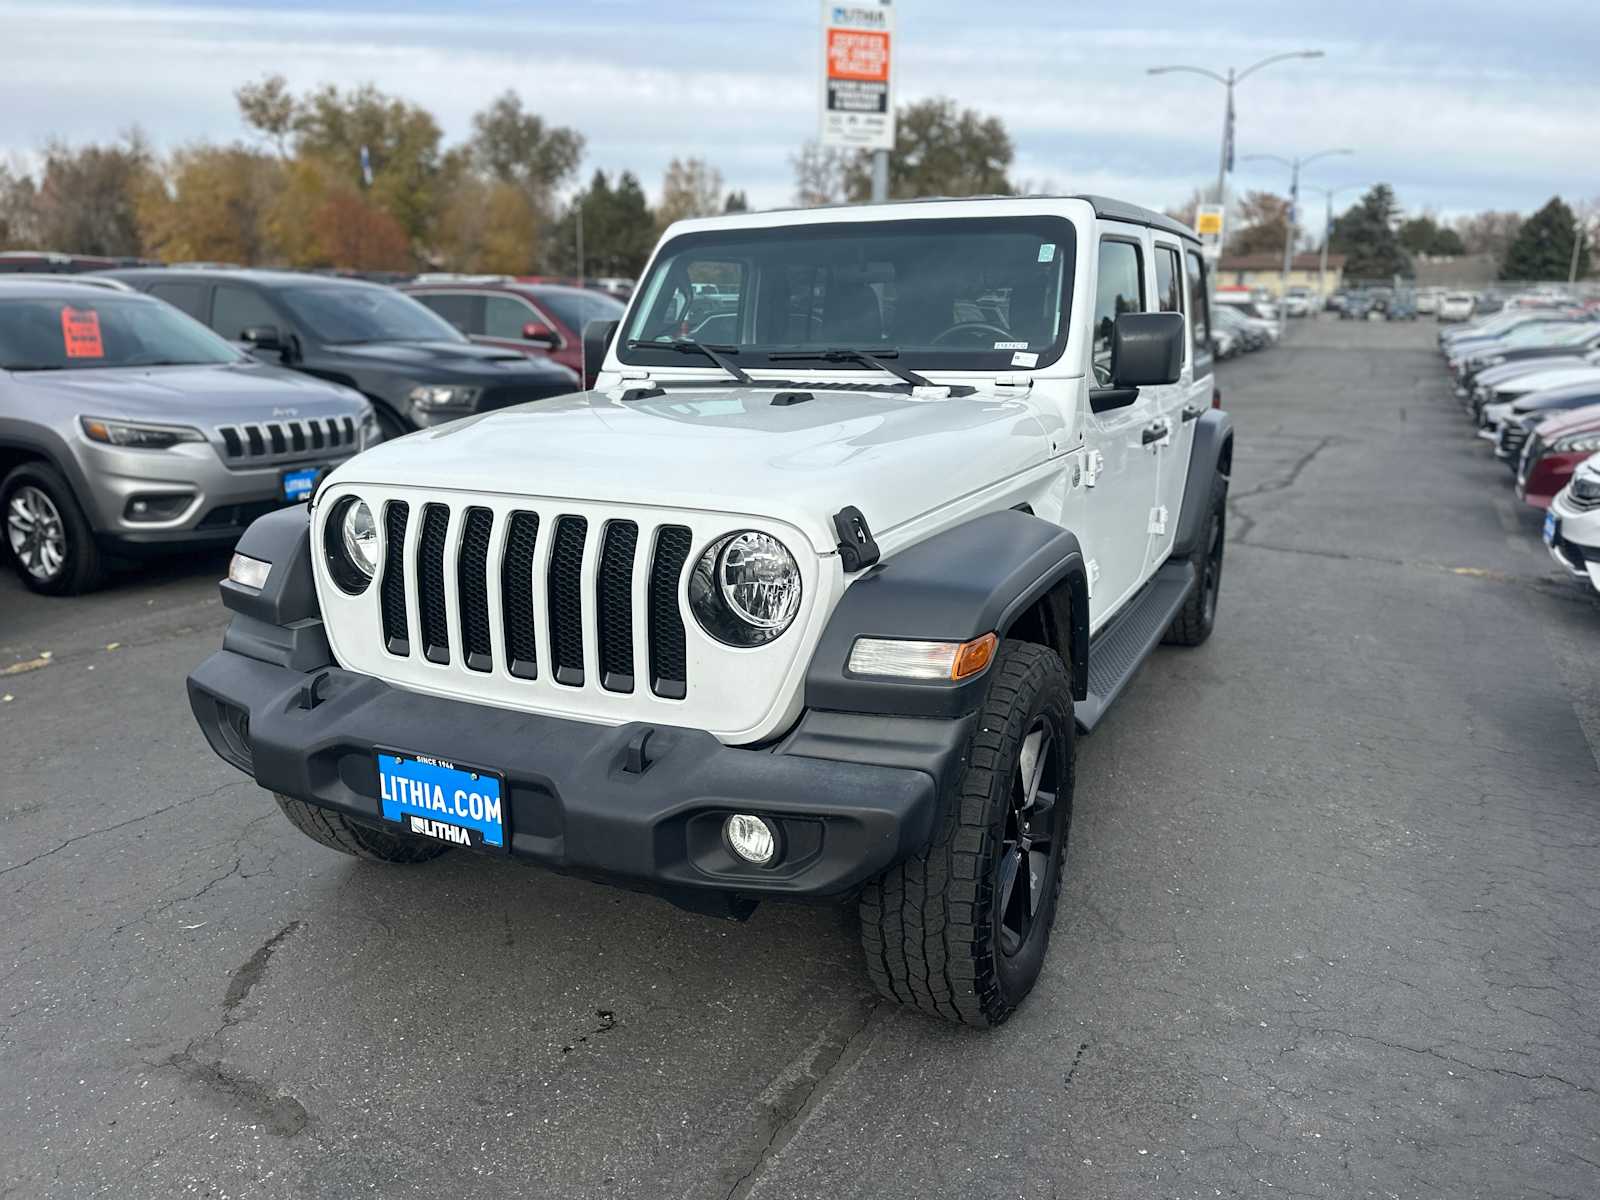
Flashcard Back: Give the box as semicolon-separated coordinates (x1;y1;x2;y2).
267;424;287;454
380;502;410;655
245;426;265;456
501;512;540;679
648;526;692;699
416;504;451;664
597;521;638;693
457;507;495;672
220;427;242;457
309;421;325;450
288;421;306;452
547;516;588;687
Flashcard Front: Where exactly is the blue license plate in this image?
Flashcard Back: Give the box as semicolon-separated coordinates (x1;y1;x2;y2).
282;467;320;502
1544;512;1559;546
378;751;506;849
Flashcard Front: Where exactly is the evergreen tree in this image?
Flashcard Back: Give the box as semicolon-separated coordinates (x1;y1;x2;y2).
1329;184;1411;281
1500;196;1589;281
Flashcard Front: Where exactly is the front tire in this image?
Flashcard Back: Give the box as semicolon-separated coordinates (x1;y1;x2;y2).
273;793;448;863
859;641;1075;1027
2;462;104;595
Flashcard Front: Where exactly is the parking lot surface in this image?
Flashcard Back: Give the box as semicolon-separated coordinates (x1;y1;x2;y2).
3;318;1598;1199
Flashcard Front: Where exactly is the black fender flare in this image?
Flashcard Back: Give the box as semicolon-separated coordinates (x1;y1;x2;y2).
217;504;333;672
804;509;1089;718
1171;409;1233;559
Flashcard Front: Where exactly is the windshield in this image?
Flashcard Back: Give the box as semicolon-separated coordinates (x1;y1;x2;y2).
0;295;242;370
280;284;465;345
534;287;625;335
620;216;1076;374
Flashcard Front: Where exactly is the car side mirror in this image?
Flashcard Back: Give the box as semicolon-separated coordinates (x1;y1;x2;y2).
241;325;284;353
522;323;560;347
582;319;619;390
1090;312;1184;413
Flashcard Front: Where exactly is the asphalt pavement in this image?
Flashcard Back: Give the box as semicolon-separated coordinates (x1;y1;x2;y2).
3;318;1599;1199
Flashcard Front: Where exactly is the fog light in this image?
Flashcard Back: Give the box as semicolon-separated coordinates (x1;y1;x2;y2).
724;814;778;865
228;552;271;590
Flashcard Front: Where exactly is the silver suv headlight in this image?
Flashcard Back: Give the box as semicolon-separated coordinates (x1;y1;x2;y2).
689;531;802;646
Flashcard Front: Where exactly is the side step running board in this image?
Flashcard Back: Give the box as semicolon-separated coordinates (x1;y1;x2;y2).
1075;559;1195;733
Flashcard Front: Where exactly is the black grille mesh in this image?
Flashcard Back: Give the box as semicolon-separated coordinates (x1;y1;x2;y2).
501;512;540;678
648;526;692;698
417;503;451;663
458;507;494;672
380;501;410;654
597;521;638;692
548;516;588;685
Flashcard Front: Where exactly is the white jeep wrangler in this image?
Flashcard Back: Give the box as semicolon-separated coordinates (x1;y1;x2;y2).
189;195;1232;1027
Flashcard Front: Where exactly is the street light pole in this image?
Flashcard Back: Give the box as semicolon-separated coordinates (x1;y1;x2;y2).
1242;149;1353;332
1147;50;1324;224
1306;184;1359;311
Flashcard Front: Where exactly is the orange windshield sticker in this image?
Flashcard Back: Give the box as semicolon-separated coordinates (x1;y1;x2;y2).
61;307;105;358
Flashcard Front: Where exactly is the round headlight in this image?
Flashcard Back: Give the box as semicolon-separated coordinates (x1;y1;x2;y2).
689;530;802;646
325;496;377;594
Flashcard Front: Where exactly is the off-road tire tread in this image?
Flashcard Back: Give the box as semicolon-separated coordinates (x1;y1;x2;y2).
858;641;1073;1027
1163;473;1227;647
272;792;446;863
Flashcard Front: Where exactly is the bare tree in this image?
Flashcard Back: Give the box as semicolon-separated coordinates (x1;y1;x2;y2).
658;157;724;227
790;141;849;208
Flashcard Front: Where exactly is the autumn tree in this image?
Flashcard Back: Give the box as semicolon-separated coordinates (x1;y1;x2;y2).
791;141;850;207
435;176;540;274
1223;191;1290;256
311;190;412;271
139;144;281;264
31;133;154;257
842;98;1013;201
658;158;724;228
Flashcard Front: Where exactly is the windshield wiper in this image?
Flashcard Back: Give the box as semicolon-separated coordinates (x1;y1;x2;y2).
628;338;751;384
2;364;66;371
766;347;932;390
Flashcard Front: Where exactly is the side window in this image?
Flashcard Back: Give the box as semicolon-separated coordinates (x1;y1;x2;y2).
148;281;207;321
412;292;479;335
210;285;282;340
484;295;547;341
1092;239;1144;385
1185;249;1211;354
1155;247;1183;314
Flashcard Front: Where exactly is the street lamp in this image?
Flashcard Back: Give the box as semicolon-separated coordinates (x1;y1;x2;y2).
1304;183;1362;310
1146;51;1324;224
1241;149;1354;329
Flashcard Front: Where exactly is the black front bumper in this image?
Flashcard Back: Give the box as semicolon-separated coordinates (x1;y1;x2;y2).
188;649;966;904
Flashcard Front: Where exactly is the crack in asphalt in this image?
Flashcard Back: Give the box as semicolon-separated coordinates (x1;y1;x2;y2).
1293;1025;1596;1094
1227;434;1339;544
0;779;250;881
1234;539;1596;600
721;997;882;1200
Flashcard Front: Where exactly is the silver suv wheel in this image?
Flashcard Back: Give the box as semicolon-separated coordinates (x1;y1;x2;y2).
7;485;67;581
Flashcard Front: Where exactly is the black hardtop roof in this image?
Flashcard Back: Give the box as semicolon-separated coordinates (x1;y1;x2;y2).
740;193;1200;245
100;267;384;290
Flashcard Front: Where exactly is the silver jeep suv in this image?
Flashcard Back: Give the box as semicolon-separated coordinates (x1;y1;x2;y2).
0;280;373;594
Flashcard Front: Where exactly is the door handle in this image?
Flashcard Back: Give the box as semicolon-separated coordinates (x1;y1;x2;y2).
1181;405;1202;422
1141;423;1168;445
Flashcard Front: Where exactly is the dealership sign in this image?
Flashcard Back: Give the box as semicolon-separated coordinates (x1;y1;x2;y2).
820;2;895;151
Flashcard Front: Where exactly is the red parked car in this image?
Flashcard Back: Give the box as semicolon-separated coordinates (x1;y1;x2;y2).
1516;403;1600;508
402;281;625;384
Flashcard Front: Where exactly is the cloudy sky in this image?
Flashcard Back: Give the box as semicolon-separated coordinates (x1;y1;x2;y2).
3;0;1597;232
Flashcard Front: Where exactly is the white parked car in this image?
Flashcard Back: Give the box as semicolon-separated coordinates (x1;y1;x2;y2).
1545;453;1600;594
185;195;1234;1027
1437;292;1476;322
1282;289;1312;318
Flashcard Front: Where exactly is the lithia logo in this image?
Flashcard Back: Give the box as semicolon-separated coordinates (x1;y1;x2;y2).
833;5;888;26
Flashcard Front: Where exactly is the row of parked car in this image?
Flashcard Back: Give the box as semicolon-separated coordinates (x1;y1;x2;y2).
0;268;628;594
1209;292;1280;359
1444;304;1600;595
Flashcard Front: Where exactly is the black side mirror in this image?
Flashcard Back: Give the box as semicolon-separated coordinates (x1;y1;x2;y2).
241;325;283;353
581;319;620;390
522;323;560;348
1090;312;1184;412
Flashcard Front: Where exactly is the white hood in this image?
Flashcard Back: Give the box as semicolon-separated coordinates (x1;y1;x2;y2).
329;385;1052;552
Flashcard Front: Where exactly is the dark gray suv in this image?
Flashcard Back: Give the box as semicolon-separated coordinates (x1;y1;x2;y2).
0;280;372;594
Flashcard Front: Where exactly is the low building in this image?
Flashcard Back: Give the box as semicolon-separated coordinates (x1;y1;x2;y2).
1216;252;1346;298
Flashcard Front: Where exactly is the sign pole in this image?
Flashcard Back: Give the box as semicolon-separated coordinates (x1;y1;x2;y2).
871;149;889;203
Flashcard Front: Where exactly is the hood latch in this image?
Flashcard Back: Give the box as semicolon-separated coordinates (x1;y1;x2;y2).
832;506;880;573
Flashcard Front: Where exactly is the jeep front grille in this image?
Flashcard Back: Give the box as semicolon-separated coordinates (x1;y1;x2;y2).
217;417;357;462
379;502;693;699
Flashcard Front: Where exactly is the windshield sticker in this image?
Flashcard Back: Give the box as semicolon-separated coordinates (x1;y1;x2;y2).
993;340;1028;350
1010;350;1039;368
61;307;104;358
1037;243;1056;263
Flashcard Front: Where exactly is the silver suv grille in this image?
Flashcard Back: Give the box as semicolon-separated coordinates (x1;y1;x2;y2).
217;417;357;462
378;500;691;700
